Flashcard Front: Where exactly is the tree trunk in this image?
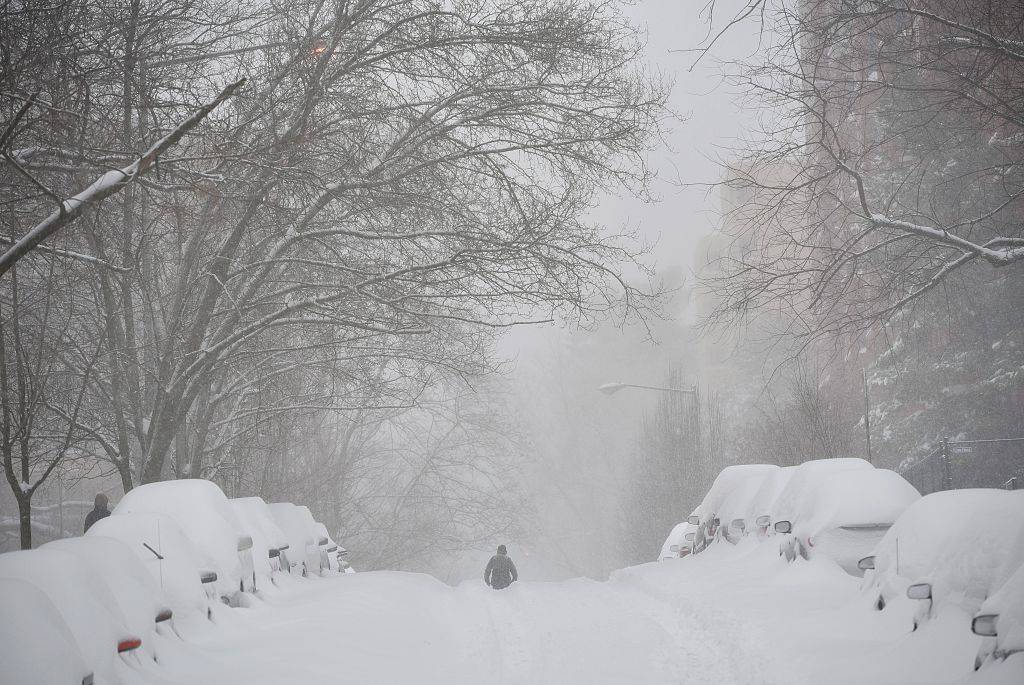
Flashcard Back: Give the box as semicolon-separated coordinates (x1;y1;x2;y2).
17;494;31;549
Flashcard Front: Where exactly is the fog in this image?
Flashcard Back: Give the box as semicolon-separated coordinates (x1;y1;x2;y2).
488;2;762;581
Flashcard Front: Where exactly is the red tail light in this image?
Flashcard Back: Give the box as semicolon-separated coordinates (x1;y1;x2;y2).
155;609;173;623
117;638;142;653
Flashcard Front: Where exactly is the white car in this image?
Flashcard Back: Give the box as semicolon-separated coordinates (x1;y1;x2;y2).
0;548;147;683
773;468;919;575
269;502;324;576
114;479;255;600
0;578;95;685
231;496;292;586
691;464;779;552
861;489;1024;635
86;511;209;622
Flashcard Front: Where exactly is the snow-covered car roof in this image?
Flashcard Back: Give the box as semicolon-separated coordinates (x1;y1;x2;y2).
113;479;246;595
0;548;140;682
0;577;93;685
86;511;207;618
696;464;779;522
231;497;290;578
868;489;1024;606
771;458;874;524
792;468;919;536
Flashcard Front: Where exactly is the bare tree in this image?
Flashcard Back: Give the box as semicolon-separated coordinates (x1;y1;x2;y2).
703;0;1024;345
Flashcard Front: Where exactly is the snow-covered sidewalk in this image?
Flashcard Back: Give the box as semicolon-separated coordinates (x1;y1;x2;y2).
143;543;1024;684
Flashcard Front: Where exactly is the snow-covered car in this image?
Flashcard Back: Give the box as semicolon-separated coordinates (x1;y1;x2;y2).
86;511;209;622
42;536;172;657
773;468;920;575
114;479;255;600
0;548;147;683
658;521;696;560
742;465;797;537
269;502;324;576
691;464;779;552
861;489;1024;636
973;560;1024;670
0;577;95;685
716;469;779;543
231;496;292;585
314;521;342;572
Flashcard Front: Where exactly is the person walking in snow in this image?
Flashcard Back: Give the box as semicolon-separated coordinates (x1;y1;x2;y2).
83;493;110;533
484;544;518;590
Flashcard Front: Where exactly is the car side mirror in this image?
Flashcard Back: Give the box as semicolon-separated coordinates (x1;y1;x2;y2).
684;532;695;542
972;614;998;637
200;570;218;584
688;515;699;525
774;520;792;534
756;515;770;527
237;536;253;552
907;583;932;600
857;556;875;571
731;519;745;531
669;544;680;553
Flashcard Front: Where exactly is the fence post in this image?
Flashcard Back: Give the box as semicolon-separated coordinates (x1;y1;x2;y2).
941;436;953;491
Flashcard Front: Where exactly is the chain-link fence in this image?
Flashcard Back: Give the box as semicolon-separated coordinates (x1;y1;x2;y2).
900;437;1024;495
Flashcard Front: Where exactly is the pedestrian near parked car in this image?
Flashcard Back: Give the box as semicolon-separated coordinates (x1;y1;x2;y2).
83;494;110;533
484;544;518;590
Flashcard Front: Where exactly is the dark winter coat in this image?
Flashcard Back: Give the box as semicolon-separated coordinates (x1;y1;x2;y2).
484;553;518;589
83;506;110;533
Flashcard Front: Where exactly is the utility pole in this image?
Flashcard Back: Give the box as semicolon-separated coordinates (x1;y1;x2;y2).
862;369;873;464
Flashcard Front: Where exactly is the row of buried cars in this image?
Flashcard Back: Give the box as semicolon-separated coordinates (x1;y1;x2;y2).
658;458;1024;672
0;479;354;685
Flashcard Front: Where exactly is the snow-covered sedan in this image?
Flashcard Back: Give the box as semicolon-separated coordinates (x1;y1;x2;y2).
231;496;292;587
0;578;96;685
861;489;1024;638
114;479;256;601
774;467;919;574
270;502;325;576
691;464;779;552
973;560;1024;671
86;511;210;625
0;547;148;683
659;521;696;560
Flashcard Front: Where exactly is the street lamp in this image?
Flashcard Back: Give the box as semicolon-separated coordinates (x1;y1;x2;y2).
597;381;697;396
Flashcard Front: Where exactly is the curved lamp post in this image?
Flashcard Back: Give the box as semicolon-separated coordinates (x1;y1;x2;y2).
597;382;697;396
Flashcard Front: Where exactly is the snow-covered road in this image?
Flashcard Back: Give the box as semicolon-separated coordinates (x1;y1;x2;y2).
145;543;1023;685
